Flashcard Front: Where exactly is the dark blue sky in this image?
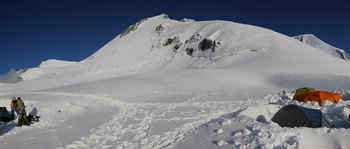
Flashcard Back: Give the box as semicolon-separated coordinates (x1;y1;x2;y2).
1;0;349;75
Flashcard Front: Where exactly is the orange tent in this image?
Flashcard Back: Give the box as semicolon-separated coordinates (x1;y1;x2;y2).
294;91;344;106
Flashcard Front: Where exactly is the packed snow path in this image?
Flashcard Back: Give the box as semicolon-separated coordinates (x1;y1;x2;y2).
60;91;245;149
0;90;247;149
1;90;350;148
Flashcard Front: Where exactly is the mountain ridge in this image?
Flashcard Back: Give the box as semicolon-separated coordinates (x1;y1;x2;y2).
293;34;350;61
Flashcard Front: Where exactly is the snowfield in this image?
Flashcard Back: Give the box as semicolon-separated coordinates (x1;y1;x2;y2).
1;14;350;148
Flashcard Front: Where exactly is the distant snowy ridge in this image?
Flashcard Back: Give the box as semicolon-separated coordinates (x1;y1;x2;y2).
293;34;350;61
19;59;78;81
38;59;77;68
0;59;77;83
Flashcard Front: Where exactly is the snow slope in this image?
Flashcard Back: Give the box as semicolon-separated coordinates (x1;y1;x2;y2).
1;14;350;148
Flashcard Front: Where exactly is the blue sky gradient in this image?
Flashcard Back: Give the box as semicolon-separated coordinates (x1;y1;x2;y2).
1;0;349;75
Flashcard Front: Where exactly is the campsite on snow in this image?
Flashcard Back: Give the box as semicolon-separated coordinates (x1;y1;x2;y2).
1;14;350;148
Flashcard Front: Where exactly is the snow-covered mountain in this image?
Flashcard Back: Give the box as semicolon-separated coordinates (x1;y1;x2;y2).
1;14;350;148
17;14;350;84
293;34;350;61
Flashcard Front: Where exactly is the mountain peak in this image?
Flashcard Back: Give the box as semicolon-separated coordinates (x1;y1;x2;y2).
157;13;170;19
119;14;170;38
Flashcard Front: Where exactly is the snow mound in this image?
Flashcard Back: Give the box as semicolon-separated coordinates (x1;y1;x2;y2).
239;104;281;123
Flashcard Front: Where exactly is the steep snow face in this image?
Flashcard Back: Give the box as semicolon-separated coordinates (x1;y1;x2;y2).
293;34;350;61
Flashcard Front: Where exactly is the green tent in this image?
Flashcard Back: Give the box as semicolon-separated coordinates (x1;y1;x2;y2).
293;87;315;100
0;107;12;122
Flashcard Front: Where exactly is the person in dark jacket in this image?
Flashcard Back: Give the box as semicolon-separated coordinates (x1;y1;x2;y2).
17;97;30;126
10;97;19;120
